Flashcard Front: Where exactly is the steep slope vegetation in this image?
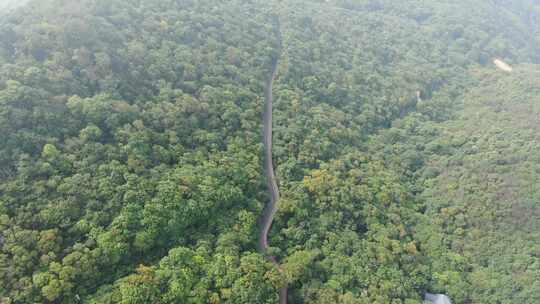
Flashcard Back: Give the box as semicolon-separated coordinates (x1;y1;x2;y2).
366;64;540;304
417;66;540;303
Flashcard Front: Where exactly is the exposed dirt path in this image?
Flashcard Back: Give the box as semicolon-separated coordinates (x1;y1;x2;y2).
258;17;287;304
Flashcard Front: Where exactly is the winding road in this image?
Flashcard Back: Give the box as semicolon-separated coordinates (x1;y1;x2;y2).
258;52;280;259
256;15;451;304
258;17;287;304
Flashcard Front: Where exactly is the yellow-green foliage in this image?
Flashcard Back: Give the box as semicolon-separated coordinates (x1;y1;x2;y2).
0;0;539;303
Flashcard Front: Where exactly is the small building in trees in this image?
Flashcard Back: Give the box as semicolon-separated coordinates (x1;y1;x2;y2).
494;58;513;72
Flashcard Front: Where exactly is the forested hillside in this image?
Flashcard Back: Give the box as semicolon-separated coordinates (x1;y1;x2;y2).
418;66;540;303
0;0;539;303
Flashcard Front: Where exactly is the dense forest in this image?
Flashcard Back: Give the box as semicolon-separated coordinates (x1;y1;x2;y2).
0;0;539;303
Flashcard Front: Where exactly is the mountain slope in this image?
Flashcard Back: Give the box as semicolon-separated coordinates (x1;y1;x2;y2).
417;66;540;303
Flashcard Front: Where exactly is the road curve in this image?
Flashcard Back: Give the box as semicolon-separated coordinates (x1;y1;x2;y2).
259;52;280;255
258;17;287;304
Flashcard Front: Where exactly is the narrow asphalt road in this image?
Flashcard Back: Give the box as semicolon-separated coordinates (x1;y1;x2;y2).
258;18;287;304
258;53;280;256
